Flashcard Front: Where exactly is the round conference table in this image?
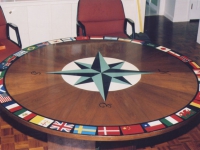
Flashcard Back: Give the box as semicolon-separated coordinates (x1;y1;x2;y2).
0;36;200;149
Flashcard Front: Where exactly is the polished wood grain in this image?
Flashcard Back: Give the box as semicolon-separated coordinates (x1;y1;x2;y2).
3;37;198;141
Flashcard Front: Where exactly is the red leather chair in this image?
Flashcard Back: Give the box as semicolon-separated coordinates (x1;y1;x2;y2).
0;6;22;63
77;0;135;39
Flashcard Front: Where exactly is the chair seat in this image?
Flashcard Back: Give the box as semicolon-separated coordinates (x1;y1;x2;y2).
0;39;20;62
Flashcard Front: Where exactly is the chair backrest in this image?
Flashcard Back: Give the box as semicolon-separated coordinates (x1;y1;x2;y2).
77;0;126;36
0;6;7;40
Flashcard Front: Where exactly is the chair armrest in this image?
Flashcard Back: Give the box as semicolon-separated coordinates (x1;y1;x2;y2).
77;21;86;36
6;23;22;48
124;18;135;39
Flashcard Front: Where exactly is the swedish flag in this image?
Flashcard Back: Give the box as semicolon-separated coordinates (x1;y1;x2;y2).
73;125;97;135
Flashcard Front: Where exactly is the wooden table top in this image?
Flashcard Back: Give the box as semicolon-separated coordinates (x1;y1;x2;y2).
0;37;200;141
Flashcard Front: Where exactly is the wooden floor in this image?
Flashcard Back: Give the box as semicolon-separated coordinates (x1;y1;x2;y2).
0;16;200;150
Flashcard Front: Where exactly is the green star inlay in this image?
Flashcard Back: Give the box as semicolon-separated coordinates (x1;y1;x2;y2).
47;52;153;101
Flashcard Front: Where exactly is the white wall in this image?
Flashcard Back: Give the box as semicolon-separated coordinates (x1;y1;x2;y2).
1;0;78;48
122;0;146;33
197;20;200;44
164;0;176;21
164;0;190;22
173;0;190;22
158;0;166;15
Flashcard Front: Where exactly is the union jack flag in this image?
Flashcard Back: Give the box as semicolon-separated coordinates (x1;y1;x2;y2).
50;121;74;132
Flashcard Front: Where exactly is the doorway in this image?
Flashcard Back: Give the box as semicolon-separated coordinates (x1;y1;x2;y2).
145;0;159;16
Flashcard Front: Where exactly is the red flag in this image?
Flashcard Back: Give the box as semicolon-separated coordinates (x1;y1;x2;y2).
76;36;89;40
0;78;3;85
195;92;200;100
120;124;144;135
6;55;17;63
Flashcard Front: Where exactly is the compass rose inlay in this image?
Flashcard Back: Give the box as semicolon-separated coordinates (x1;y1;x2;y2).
47;52;152;101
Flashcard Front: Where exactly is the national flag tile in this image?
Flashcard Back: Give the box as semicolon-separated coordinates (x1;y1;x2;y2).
176;107;196;119
23;46;37;51
5;55;17;63
2;101;22;112
189;62;200;69
0;78;3;85
156;46;171;52
120;124;144;135
61;37;75;42
36;42;49;47
0;85;6;94
142;120;165;132
73;125;97;135
190;99;200;108
160;114;183;127
48;39;63;44
167;50;180;57
14;50;28;57
90;36;104;40
0;93;12;103
131;39;144;45
177;56;191;62
30;115;54;127
98;126;120;136
197;75;200;82
14;108;36;121
5;62;11;67
38;118;54;127
0;71;6;78
143;42;158;48
0;61;11;70
50;121;74;132
104;36;118;40
118;38;131;42
188;104;200;112
193;69;200;75
2;101;13;107
76;36;89;40
194;92;200;100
